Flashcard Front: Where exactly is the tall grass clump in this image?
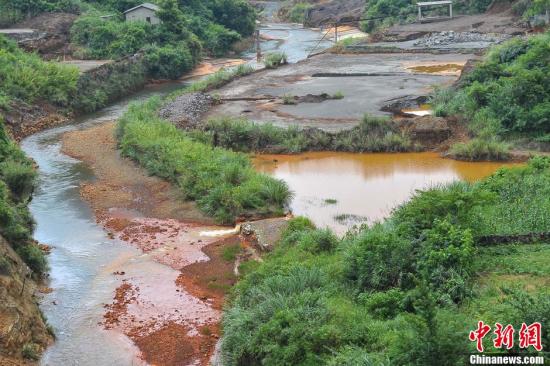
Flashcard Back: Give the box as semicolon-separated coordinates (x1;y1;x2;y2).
449;138;511;161
264;52;288;69
199;114;416;154
179;64;255;95
117;98;292;224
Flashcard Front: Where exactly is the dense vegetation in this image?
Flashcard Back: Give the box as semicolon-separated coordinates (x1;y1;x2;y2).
0;119;46;275
116;96;292;224
69;0;256;78
191;114;416;153
433;31;550;160
0;35;79;109
222;157;550;365
0;0;256;80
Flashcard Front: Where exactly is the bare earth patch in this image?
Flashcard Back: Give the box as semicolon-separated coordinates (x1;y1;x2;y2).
61;122;240;365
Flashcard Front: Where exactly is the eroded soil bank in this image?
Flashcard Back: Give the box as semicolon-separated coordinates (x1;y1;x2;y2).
60;122;240;365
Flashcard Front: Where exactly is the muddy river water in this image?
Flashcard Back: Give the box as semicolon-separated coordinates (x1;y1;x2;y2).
19;7;519;366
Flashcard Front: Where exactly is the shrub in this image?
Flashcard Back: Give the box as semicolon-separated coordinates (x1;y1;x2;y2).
449;138;511;161
0;160;36;201
344;224;414;292
17;243;48;275
333;91;344;99
21;343;40;361
203;23;242;57
360;288;405;319
201;115;415;154
287;3;313;23
0;255;10;275
392;181;494;238
282;94;296;105
432;32;550;136
143;43;195;79
264;52;288;69
418;219;475;304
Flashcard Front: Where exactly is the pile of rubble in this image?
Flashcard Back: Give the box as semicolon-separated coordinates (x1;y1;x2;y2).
158;92;213;129
413;31;511;47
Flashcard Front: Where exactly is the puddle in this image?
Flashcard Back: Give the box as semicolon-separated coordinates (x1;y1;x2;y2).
406;62;465;76
402;103;433;116
254;152;521;234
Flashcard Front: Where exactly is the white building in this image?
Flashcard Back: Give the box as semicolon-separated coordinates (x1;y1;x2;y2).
124;3;161;25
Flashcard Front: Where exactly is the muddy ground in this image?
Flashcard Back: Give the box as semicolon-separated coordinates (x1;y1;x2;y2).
205;52;475;131
61;122;241;365
378;1;526;41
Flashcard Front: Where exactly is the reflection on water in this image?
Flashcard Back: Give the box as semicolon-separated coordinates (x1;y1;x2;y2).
254;152;520;234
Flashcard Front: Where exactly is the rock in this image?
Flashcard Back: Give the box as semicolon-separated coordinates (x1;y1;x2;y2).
159;92;213;129
240;218;289;252
412;31;511;48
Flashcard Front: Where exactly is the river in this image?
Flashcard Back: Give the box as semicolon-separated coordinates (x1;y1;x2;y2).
21;14;338;366
20;8;517;366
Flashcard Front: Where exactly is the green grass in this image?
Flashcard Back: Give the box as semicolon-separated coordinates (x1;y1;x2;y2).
0;35;78;109
324;198;338;205
282;94;296;105
0;118;45;275
286;2;313;23
116;97;292;224
198;114;416;154
222;244;241;262
21;343;40;361
448;138;511;161
177;64;254;95
264;52;288;69
432;32;550;144
221;158;550;365
332;91;344;100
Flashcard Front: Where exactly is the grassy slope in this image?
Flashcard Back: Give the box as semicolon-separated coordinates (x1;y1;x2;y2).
116;67;292;224
221;157;550;365
432;31;550;161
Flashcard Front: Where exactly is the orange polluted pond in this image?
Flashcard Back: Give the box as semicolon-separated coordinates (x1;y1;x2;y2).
254;152;521;234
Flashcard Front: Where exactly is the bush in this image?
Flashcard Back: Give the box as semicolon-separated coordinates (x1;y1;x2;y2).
287;3;313;23
203;23;242;57
344;224;414;292
0;255;10;275
264;52;288;69
449;138;511;161
0;160;36;201
143;43;195;79
418;219;475;304
21;343;40;361
432;32;550;137
200;114;415;154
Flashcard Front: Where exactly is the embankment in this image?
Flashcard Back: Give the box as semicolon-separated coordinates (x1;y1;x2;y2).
3;52;148;141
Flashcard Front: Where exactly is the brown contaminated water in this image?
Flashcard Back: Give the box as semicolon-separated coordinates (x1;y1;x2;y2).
254;152;521;234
